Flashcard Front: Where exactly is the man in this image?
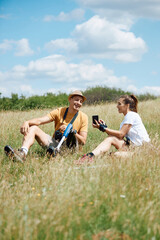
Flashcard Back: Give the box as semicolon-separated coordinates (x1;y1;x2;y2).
4;90;88;163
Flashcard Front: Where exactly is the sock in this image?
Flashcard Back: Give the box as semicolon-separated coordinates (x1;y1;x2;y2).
87;152;94;157
21;147;28;156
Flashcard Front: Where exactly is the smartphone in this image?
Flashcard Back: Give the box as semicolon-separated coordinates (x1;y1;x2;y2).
92;115;99;124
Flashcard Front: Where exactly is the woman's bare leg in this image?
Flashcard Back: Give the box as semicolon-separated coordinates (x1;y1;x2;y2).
92;136;125;156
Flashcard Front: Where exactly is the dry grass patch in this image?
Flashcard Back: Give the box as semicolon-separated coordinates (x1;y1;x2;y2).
0;100;160;240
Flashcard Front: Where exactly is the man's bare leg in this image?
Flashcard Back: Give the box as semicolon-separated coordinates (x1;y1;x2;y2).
21;126;49;150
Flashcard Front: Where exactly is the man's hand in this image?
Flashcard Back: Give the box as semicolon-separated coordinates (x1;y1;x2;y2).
20;115;52;136
20;121;30;135
58;124;67;133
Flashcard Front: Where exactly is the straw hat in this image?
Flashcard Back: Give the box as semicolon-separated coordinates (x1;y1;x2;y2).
68;90;86;102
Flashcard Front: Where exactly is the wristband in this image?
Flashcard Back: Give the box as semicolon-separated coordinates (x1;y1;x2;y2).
99;124;107;132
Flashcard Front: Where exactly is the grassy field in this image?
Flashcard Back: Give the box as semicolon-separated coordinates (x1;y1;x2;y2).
0;99;160;240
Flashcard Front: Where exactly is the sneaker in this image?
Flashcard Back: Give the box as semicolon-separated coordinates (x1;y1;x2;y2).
4;145;26;163
46;146;57;157
74;153;94;165
13;149;26;163
4;145;14;158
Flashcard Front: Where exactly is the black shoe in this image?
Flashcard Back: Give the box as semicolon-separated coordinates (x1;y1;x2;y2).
46;146;57;157
4;145;14;157
4;145;26;163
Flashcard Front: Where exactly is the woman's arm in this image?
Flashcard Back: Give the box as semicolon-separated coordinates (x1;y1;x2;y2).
104;124;131;139
93;119;131;139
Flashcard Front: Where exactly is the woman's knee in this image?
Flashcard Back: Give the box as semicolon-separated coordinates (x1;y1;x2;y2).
103;136;115;144
104;136;123;148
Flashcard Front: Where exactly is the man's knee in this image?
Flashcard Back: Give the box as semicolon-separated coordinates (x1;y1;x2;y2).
32;125;40;130
27;126;40;135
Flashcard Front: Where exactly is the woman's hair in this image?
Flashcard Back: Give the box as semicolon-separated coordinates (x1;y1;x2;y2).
120;94;138;112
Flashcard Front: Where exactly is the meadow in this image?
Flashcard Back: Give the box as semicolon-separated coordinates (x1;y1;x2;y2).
0;99;160;240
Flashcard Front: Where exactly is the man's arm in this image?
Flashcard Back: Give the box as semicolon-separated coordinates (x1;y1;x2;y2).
58;124;87;145
20;115;52;135
74;112;88;145
75;131;87;145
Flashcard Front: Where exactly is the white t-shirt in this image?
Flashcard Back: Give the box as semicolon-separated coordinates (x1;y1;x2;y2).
120;111;150;146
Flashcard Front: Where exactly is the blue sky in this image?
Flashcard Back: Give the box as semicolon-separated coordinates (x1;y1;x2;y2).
0;0;160;97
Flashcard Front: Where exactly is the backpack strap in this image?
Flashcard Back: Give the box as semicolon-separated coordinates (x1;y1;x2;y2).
70;111;78;124
63;107;69;122
63;107;78;124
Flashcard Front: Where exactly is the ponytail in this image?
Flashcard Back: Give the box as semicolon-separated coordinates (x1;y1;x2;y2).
130;94;138;112
120;94;138;112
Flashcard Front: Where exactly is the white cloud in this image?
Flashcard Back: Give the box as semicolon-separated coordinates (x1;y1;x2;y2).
19;85;35;95
45;16;147;62
0;54;131;97
0;14;10;19
0;54;159;97
15;39;34;56
45;39;78;53
151;71;158;76
127;85;160;96
142;86;160;96
78;0;160;21
0;87;7;95
0;39;13;52
0;38;34;56
126;85;139;93
43;8;85;22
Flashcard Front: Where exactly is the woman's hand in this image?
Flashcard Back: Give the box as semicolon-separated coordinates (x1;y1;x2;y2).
92;119;100;129
99;119;106;125
92;119;106;129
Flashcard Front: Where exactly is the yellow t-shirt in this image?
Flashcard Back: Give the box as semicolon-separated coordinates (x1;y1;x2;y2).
47;107;88;137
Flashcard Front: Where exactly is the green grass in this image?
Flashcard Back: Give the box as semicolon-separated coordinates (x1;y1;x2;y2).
0;99;160;240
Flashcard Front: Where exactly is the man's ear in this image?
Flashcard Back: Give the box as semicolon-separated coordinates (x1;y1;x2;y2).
68;97;73;104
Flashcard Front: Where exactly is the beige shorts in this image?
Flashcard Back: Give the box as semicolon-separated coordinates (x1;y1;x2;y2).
45;134;59;148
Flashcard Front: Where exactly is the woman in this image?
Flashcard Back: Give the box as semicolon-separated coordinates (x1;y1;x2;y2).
75;94;150;164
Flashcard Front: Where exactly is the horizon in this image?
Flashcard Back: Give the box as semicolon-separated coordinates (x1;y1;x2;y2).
0;86;159;100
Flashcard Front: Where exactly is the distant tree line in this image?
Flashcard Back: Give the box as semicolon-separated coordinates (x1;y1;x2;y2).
0;87;157;111
83;86;157;104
